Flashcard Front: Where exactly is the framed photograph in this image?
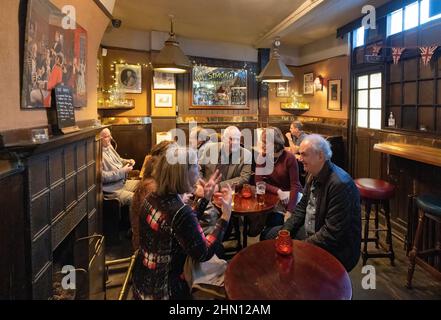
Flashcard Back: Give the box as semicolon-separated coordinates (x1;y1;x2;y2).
327;79;342;111
116;64;142;93
303;72;314;95
21;0;88;109
276;82;290;97
153;71;176;89
192;65;248;108
154;93;173;107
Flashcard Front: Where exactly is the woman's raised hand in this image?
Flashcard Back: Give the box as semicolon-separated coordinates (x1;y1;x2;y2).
198;169;222;201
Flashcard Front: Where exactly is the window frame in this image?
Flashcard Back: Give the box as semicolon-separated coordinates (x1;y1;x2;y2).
355;72;384;130
387;0;441;37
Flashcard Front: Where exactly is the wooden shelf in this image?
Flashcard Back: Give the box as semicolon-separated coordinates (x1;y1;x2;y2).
374;142;441;167
98;107;134;110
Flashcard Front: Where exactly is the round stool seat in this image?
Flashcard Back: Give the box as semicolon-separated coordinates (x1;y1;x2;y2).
355;178;395;200
416;194;441;217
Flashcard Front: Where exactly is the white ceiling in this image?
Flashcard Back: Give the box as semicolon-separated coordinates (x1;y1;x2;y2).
113;0;390;49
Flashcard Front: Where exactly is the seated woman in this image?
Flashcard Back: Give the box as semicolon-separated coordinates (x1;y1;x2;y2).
131;140;176;250
132;147;232;300
253;127;302;235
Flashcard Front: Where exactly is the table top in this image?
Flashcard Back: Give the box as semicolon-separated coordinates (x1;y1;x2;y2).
231;190;279;216
224;240;352;300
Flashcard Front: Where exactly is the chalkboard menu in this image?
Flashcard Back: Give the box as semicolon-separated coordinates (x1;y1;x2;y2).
48;85;79;134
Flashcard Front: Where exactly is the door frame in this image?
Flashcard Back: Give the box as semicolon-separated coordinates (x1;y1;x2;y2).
348;65;386;176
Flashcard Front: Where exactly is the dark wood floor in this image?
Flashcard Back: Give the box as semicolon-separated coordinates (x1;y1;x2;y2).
105;228;441;300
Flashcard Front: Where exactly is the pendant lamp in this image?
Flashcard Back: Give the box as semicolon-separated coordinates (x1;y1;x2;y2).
154;15;192;74
258;37;293;83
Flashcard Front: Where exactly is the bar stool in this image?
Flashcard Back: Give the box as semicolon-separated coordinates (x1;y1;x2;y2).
407;194;441;288
355;178;395;266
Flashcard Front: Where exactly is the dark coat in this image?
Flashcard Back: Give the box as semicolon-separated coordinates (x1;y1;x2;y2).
283;160;361;271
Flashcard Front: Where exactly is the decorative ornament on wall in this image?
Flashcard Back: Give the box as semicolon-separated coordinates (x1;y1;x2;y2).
392;47;405;65
419;46;438;66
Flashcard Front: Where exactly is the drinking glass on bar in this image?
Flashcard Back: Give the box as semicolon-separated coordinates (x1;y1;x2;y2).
256;181;266;206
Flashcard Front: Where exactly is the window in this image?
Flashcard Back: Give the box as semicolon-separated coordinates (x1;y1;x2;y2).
404;2;419;30
353;26;365;48
421;0;441;24
388;8;403;36
356;73;383;130
387;0;441;36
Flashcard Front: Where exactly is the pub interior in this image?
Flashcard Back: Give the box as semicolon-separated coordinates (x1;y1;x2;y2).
1;0;441;301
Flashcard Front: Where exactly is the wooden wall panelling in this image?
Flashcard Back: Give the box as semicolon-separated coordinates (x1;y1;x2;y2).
0;166;27;299
109;124;152;170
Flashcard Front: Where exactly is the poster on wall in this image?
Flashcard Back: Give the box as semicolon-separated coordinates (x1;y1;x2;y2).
21;0;88;109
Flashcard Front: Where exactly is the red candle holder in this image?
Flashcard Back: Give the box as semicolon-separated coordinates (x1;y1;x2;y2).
275;230;293;255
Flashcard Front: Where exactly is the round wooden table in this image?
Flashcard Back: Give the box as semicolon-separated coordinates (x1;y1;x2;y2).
216;188;279;248
224;240;352;300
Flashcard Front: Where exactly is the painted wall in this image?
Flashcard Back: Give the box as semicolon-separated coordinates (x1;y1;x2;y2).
99;47;151;117
101;28;151;51
0;0;109;132
102;28;258;62
269;55;350;119
297;34;349;66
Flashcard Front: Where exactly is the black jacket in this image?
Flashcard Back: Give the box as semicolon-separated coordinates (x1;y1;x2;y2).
283;161;361;271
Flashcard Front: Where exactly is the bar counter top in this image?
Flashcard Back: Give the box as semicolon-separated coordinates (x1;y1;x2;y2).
374;142;441;167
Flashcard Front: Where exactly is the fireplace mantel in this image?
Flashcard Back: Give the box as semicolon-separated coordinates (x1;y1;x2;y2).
1;125;105;299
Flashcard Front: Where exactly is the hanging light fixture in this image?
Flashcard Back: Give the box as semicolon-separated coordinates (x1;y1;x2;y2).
154;15;192;74
257;37;294;83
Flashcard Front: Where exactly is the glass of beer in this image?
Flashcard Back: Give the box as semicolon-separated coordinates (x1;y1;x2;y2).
256;181;266;206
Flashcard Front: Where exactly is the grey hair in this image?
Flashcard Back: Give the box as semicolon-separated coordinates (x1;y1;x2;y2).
303;134;332;160
223;126;241;139
291;120;303;130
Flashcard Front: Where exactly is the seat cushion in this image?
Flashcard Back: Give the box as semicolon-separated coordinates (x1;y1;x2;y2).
355;178;395;200
416;194;441;217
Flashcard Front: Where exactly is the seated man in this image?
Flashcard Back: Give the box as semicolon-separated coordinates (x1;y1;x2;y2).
200;126;252;240
189;126;212;160
285;120;307;155
263;134;361;272
100;128;139;207
200;126;252;189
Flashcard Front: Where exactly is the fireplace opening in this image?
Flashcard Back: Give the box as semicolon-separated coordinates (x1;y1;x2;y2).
51;217;89;300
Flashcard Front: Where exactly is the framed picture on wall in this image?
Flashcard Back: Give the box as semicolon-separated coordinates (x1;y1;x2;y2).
21;0;88;109
116;64;142;93
303;72;314;95
276;82;290;97
153;71;176;89
327;79;342;111
154;92;173;107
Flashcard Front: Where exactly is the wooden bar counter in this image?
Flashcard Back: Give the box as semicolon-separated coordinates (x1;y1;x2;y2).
374;143;441;167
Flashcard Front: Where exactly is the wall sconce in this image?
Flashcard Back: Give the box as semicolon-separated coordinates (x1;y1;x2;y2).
314;75;324;91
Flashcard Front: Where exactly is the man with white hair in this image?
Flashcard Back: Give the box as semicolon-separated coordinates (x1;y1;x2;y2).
100;128;139;206
263;134;361;272
200;126;252;189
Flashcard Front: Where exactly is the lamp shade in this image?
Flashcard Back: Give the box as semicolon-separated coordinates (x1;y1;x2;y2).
258;38;293;83
154;17;192;74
